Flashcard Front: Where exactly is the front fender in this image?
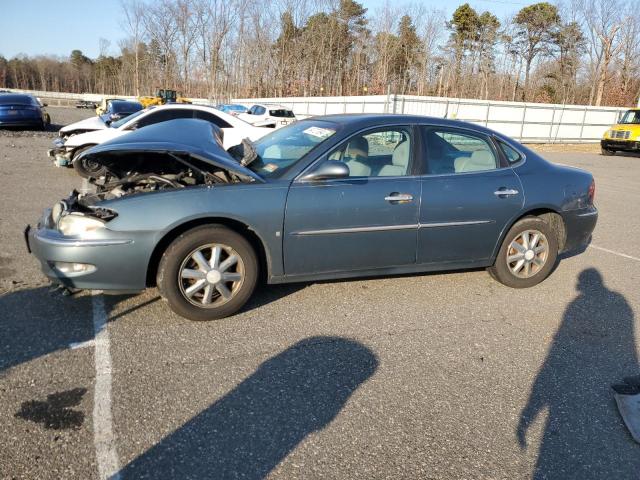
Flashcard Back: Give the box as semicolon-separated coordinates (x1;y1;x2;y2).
99;182;290;277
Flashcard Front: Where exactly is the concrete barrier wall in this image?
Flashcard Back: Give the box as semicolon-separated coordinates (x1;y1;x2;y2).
5;88;628;143
233;94;629;143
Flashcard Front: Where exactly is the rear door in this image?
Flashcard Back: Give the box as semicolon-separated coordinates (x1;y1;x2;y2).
417;126;524;265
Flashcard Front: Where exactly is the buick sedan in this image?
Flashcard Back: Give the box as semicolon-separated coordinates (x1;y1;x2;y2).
27;115;598;320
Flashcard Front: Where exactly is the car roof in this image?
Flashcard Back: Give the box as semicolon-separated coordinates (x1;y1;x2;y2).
0;94;37;104
111;100;142;107
121;103;242;127
306;113;493;132
251;103;291;109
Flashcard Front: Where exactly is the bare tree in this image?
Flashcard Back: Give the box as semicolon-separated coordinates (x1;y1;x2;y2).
583;0;625;105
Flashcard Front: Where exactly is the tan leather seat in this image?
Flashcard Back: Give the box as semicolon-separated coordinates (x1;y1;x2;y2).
454;149;496;173
345;137;371;177
378;140;410;176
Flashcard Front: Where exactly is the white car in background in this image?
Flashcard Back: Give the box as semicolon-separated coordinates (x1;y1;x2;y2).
49;104;272;177
238;103;297;129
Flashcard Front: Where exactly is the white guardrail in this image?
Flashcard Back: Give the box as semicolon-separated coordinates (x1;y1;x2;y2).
6;88;628;143
233;94;630;144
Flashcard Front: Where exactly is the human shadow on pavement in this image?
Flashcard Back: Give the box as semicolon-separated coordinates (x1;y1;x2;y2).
118;336;378;479
517;268;640;479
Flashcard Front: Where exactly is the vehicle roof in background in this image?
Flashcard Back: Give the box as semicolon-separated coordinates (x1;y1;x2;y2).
110;101;143;112
259;103;292;110
0;94;38;105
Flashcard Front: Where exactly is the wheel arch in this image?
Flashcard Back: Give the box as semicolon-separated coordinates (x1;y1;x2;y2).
492;207;567;261
146;217;271;287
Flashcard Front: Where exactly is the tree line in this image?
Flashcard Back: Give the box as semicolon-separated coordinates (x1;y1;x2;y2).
0;0;638;107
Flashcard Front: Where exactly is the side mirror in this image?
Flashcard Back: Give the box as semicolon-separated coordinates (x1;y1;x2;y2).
301;160;350;182
104;119;112;126
42;102;48;107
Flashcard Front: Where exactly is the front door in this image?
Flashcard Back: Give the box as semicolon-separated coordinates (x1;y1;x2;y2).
284;126;421;276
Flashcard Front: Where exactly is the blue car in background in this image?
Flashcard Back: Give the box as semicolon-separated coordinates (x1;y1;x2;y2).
0;94;50;130
99;100;143;124
216;103;248;116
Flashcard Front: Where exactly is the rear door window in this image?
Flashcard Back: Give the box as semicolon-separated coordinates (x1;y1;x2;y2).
136;109;194;128
194;111;232;128
423;128;498;175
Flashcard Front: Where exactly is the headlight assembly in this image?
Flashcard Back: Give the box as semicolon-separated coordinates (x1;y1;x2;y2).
58;213;105;236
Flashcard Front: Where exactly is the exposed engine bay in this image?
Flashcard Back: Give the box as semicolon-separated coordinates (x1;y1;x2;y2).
75;150;251;207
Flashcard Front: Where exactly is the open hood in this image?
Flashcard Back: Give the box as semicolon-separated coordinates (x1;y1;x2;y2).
77;118;264;182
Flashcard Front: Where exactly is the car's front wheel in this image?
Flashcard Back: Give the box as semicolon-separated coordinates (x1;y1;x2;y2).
71;145;104;177
157;225;258;321
488;217;559;288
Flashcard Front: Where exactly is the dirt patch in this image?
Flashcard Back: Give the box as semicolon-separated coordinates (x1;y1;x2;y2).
525;143;601;154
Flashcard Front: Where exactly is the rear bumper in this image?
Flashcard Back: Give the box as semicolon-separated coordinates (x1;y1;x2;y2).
562;206;598;253
601;139;640;151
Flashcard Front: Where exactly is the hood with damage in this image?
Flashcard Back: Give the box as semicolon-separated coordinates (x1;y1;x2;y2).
60;115;107;133
77;118;263;182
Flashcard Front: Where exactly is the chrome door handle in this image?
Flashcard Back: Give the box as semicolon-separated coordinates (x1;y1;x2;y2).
494;188;519;197
385;193;414;202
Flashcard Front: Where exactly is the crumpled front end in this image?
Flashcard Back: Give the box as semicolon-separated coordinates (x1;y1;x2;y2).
26;194;155;291
48;137;74;167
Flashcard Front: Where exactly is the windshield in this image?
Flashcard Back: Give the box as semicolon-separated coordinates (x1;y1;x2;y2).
246;120;338;178
620;110;640;124
110;108;147;128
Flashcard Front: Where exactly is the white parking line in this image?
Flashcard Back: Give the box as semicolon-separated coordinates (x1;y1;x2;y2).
91;291;121;480
590;244;640;263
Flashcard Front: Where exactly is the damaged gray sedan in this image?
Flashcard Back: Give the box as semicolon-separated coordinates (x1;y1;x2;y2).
27;115;597;320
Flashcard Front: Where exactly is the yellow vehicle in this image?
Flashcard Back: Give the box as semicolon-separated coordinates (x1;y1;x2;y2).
601;108;640;156
138;89;192;108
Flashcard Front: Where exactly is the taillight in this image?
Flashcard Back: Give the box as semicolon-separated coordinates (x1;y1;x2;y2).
588;179;595;204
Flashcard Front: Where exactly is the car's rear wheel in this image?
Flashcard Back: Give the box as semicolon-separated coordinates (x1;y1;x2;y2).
157;225;258;321
488;217;558;288
71;145;104;177
601;147;616;156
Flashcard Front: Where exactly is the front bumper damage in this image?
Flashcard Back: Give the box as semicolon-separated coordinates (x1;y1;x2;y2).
26;208;154;292
48;138;73;167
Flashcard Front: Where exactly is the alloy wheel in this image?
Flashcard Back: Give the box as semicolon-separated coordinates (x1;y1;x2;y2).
506;230;549;279
178;243;245;307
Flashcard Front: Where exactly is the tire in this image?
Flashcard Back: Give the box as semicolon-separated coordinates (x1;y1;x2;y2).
157;225;258;321
601;147;615;156
487;217;559;288
71;145;105;178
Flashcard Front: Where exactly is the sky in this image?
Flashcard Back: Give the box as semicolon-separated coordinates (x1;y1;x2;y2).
0;0;528;60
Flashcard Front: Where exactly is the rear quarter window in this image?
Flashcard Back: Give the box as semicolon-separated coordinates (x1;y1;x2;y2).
497;139;524;165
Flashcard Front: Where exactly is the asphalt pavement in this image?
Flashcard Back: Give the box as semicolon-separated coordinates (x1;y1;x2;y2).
1;108;639;479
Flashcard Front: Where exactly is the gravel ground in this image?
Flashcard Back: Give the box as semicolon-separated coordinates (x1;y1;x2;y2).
1;109;639;479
